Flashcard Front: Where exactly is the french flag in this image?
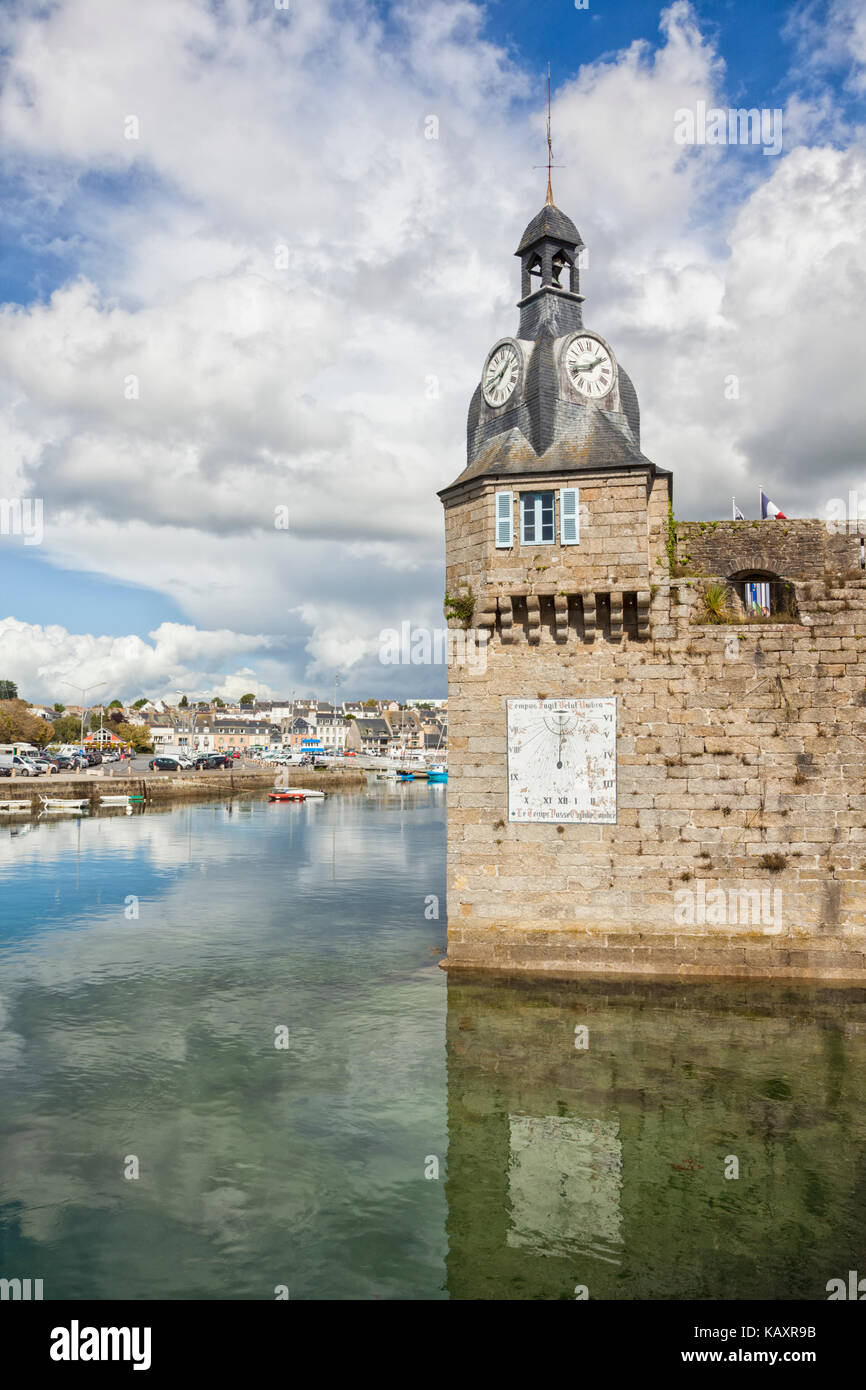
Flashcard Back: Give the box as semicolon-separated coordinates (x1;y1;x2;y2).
760;488;786;520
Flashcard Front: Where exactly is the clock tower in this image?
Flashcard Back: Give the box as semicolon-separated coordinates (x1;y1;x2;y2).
438;195;672;972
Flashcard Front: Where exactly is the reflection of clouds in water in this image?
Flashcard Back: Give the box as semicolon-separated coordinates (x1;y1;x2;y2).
0;992;25;1069
0;803;260;874
0;1124;112;1244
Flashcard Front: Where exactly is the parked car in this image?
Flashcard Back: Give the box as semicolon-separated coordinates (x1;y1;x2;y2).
149;756;180;771
0;755;42;776
194;754;231;770
85;751;103;766
31;757;60;775
52;755;77;771
231;751;241;759
176;755;195;769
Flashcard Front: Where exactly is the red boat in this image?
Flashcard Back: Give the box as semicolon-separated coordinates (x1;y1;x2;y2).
268;790;306;802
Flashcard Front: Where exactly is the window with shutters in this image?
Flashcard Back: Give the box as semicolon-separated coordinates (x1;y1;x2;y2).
520;491;555;544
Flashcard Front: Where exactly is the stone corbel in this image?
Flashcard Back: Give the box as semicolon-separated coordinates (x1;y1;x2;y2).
582;594;596;643
636;590;651;637
499;595;514;644
526;593;541;643
609;591;623;640
554;594;569;642
475;591;498;632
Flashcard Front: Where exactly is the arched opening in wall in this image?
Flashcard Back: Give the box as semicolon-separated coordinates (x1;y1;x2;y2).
728;570;799;622
527;254;542;291
551;251;572;289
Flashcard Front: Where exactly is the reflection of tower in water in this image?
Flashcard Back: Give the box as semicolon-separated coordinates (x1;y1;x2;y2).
443;974;866;1300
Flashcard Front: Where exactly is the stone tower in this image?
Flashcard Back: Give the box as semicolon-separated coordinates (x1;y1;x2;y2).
438;199;866;981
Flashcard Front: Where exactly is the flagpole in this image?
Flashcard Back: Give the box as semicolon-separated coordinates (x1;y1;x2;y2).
759;484;763;520
732;496;736;521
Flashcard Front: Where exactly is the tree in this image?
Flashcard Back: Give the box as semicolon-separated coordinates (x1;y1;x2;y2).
132;698;148;709
0;700;54;747
0;680;18;700
178;695;189;708
213;697;225;708
50;713;82;742
113;721;153;753
53;702;65;713
109;709;125;724
108;699;123;709
239;692;255;705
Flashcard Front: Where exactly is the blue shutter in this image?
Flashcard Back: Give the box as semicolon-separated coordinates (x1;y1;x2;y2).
495;491;513;548
560;487;579;545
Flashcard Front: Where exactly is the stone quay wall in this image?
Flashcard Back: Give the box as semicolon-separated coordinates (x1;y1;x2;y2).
444;518;866;981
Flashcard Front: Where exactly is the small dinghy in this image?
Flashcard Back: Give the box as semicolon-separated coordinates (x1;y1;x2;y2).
268;790;306;802
99;794;145;806
0;800;32;814
40;796;89;812
282;787;325;798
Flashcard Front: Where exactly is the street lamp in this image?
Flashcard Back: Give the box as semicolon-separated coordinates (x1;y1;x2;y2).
62;681;106;746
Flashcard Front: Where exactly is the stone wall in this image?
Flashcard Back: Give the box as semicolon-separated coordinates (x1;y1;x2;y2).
444;552;866;981
676;518;862;581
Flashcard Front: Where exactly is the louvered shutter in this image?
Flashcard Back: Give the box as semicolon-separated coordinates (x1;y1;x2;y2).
560;487;579;545
495;491;514;548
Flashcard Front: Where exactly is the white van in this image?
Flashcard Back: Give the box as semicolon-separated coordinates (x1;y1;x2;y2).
0;753;42;777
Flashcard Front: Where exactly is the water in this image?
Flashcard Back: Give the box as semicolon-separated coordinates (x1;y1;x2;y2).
1;785;865;1301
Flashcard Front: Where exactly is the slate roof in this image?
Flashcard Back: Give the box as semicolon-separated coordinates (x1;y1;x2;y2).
516;203;583;255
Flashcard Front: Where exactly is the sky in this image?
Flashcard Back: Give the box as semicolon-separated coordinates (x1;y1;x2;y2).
0;0;864;704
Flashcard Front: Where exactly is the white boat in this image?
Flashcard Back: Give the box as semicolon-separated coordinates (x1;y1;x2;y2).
40;796;89;812
99;794;144;806
0;800;32;814
272;786;325;798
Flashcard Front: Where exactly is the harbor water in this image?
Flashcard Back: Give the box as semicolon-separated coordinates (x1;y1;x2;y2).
1;784;864;1299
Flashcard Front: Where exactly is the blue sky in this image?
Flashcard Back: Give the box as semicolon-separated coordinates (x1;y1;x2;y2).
0;0;864;701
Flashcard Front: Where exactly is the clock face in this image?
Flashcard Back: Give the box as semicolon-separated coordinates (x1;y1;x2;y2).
482;342;520;407
564;334;616;399
507;698;616;824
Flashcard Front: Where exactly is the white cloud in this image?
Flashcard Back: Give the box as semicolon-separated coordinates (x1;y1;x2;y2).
0;616;274;702
0;0;864;695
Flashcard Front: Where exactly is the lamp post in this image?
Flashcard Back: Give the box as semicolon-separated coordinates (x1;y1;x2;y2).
62;681;106;747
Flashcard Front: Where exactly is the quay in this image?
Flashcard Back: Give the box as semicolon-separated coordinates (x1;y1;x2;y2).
0;765;368;810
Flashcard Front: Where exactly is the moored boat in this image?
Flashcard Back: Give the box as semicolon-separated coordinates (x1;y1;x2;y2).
99;794;145;806
268;790;306;802
426;764;448;782
40;796;89;812
0;799;32;814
